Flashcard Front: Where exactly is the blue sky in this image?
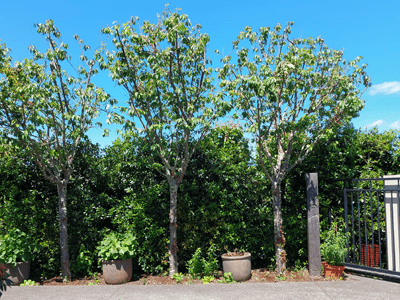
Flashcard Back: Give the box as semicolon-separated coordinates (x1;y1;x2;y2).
1;0;399;147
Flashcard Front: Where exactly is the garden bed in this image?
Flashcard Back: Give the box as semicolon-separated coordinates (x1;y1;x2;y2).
32;268;354;286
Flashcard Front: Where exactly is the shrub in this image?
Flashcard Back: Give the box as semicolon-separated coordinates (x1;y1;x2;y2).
97;231;137;262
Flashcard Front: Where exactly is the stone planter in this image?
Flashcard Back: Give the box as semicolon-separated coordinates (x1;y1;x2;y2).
102;258;132;285
221;252;251;282
5;261;30;285
322;261;345;278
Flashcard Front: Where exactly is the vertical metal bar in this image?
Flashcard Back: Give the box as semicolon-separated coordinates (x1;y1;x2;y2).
344;181;349;263
351;192;355;263
377;189;382;268
391;190;395;271
357;182;361;265
364;191;369;266
370;181;375;267
384;179;390;271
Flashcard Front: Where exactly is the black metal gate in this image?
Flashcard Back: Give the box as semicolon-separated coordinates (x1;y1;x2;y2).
343;176;400;280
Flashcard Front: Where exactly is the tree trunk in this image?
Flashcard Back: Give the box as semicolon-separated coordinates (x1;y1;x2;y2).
168;180;179;277
57;181;71;281
272;180;286;274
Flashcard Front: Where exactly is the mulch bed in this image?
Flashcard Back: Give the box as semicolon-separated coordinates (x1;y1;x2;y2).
34;268;354;286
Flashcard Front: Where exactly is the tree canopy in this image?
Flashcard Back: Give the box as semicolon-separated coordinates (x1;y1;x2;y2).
100;7;228;276
0;20;109;280
219;21;371;273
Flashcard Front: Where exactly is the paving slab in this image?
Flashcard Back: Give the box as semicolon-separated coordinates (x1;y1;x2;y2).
1;274;399;300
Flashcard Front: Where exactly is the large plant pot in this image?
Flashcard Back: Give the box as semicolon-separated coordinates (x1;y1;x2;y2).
5;261;30;285
322;261;345;278
221;252;251;282
102;258;132;285
361;244;380;267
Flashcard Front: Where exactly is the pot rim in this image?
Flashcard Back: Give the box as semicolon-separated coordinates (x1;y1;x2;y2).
221;252;251;260
102;258;132;264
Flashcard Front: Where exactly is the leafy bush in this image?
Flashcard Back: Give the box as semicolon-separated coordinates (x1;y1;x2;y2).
187;244;219;278
97;231;137;261
203;244;219;277
321;223;349;266
0;229;40;267
187;248;203;279
71;245;95;277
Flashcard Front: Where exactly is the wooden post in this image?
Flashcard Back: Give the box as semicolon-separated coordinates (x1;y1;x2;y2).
306;173;321;276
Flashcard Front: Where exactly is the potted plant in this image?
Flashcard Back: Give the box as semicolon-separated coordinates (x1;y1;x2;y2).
97;231;136;285
320;223;349;278
221;248;251;282
0;229;40;285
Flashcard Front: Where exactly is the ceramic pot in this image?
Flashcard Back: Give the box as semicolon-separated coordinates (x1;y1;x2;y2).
5;261;30;285
322;261;345;278
102;258;132;285
221;252;251;282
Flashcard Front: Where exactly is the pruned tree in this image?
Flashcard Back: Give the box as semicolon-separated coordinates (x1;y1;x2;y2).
100;7;227;276
0;20;109;280
218;22;371;273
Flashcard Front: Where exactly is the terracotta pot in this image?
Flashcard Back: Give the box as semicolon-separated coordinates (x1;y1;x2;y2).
221;252;251;282
361;244;380;267
5;261;30;285
322;261;345;278
102;258;132;285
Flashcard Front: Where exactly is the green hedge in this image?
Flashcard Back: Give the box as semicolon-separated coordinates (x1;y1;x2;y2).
0;125;398;278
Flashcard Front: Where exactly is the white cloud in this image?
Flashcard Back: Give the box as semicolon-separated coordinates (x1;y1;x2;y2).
390;121;400;129
366;120;384;128
369;82;400;95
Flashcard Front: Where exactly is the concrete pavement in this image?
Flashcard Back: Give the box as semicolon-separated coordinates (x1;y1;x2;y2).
1;274;400;300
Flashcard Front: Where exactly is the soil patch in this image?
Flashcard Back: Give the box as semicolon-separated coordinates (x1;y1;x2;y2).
30;269;354;286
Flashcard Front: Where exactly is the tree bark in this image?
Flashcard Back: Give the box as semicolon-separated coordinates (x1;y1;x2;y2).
168;179;179;277
272;180;286;274
57;181;71;281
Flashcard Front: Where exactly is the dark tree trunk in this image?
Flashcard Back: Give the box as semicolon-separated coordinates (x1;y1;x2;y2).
272;180;286;274
57;181;71;281
168;179;179;277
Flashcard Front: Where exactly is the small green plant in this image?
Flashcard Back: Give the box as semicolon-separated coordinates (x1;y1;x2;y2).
218;272;236;284
202;275;214;284
203;244;219;277
97;231;137;262
0;229;40;267
142;277;147;285
187;244;219;279
20;279;38;286
274;272;286;282
160;271;169;277
321;223;350;266
187;248;203;279
92;273;101;284
172;272;185;284
268;256;276;270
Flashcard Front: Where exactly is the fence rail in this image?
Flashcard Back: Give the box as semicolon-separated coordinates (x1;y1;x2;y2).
343;176;400;277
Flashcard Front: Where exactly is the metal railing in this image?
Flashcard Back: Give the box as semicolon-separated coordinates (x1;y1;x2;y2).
343;177;400;279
